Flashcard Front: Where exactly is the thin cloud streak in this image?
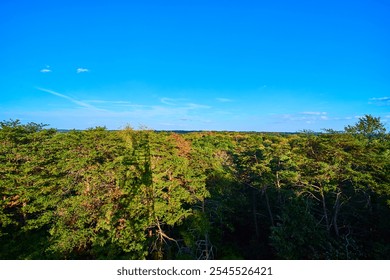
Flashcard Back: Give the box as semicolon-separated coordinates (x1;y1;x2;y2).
35;88;212;122
369;97;390;106
160;97;178;105
186;103;211;109
27;88;219;129
36;88;97;110
300;111;327;115
160;97;211;110
370;97;390;101
85;99;134;106
216;98;234;103
272;111;331;124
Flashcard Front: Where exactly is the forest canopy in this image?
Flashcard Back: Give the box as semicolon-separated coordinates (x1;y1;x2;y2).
1;115;389;259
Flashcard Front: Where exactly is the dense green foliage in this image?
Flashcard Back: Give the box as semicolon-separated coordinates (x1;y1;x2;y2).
1;115;389;259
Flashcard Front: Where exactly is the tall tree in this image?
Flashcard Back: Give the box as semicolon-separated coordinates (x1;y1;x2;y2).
345;114;386;137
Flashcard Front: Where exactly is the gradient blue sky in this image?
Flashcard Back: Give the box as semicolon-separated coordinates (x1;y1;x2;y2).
1;0;389;131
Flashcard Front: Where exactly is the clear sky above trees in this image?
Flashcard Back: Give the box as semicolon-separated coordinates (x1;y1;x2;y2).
1;0;389;131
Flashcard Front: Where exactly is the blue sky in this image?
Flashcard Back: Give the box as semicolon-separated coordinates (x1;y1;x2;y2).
1;0;389;131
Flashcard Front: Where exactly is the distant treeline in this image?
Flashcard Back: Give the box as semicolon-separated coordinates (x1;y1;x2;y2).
58;129;301;134
1;115;389;259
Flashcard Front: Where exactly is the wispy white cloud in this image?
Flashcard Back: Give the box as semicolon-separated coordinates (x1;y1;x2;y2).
30;88;217;129
36;88;211;119
216;97;234;103
186;103;211;109
370;97;390;101
160;97;179;105
160;98;210;110
76;68;89;73
300;111;327;115
40;65;52;73
36;88;97;110
369;97;390;106
273;111;330;123
303;112;328;120
85;99;134;106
